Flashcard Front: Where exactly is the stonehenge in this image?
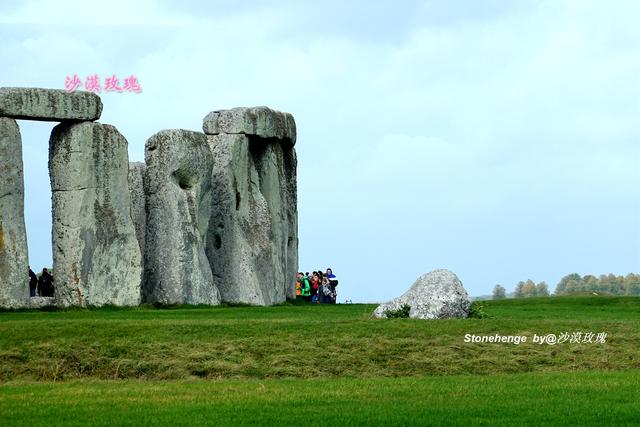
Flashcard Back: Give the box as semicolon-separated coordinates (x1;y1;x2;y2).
0;87;298;308
142;130;219;305
0;87;102;121
0;117;30;308
204;108;298;304
128;162;146;258
50;122;142;307
203;106;296;145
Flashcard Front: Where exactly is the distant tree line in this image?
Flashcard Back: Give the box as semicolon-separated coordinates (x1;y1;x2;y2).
555;273;640;296
492;280;549;299
491;273;640;299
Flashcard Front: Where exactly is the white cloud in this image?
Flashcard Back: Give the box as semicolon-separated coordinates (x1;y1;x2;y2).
0;0;187;25
2;0;638;299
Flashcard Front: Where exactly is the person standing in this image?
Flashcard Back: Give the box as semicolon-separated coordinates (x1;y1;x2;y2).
320;277;332;304
326;268;339;304
310;272;320;304
295;273;303;301
28;267;38;297
38;268;54;297
300;273;311;302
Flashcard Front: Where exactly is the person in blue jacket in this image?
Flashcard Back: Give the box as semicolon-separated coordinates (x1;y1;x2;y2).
325;268;338;304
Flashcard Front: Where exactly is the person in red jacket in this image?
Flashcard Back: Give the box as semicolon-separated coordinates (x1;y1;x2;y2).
311;272;320;304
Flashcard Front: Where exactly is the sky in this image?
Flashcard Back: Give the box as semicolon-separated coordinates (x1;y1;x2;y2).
1;0;639;302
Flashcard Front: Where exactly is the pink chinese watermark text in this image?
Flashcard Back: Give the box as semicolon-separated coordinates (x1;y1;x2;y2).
64;74;142;93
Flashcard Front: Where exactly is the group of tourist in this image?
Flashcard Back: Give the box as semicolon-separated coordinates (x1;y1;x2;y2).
26;266;338;302
28;267;54;297
296;268;338;304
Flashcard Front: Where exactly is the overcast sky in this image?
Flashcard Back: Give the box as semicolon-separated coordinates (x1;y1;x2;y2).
1;0;639;302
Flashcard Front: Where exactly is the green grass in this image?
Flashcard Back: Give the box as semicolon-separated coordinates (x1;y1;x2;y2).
483;295;640;320
1;296;638;381
1;296;639;425
1;371;639;426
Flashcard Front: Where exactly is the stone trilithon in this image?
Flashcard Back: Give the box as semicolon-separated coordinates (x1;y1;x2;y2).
0;86;299;308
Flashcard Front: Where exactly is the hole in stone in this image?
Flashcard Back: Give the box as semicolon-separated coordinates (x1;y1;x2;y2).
235;191;241;210
214;233;222;250
172;169;195;191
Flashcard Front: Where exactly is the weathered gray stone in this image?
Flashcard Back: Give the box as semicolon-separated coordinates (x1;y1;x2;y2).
0;117;29;308
203;107;296;146
206;129;298;305
0;87;102;121
143;129;220;305
128;162;146;259
50;121;142;307
27;296;55;309
283;147;298;300
373;269;471;319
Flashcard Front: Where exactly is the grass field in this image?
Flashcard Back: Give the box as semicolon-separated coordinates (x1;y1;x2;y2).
1;296;639;425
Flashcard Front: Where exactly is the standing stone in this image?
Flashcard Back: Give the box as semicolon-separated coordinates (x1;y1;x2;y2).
49;122;142;307
373;269;471;319
282;147;298;299
0;117;29;308
204;107;298;305
206;134;274;304
143;129;220;305
0;87;102;121
128;162;146;259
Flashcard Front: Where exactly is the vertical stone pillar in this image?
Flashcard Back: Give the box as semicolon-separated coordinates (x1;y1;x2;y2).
203;107;298;305
128;162;146;260
206;133;272;304
283;146;298;300
49;121;142;306
0;117;29;308
142;129;220;305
